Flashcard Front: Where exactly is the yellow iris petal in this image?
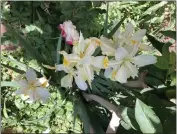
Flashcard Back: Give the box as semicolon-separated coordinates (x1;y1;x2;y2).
63;57;69;66
111;70;117;79
103;57;109;68
41;81;48;88
131;40;137;45
79;52;84;58
91;38;101;46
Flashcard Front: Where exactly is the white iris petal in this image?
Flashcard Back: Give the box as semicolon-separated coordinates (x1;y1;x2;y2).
61;74;73;88
75;75;88;91
26;69;37;83
115;65;128;83
133;55;157;67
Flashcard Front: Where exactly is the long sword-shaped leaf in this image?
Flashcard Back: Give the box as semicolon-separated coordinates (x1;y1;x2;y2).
142;1;168;16
76;98;91;133
1;55;27;70
1;63;25;74
1;81;20;87
106;15;126;38
103;2;109;36
56;33;62;64
4;23;47;65
146;34;165;53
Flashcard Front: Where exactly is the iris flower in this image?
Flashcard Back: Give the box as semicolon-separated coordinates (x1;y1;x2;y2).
104;46;157;83
100;22;153;56
15;69;50;103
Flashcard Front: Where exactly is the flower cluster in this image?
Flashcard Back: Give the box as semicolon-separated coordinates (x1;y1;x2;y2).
54;21;157;90
55;32;105;90
14;20;157;102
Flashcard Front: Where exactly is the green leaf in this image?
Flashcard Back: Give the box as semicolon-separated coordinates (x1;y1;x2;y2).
121;107;140;131
76;99;90;133
170;52;176;65
36;9;44;22
15;99;26;109
147;93;176;122
146;34;165;53
103;2;109;36
56;33;62;64
86;105;105;134
135;99;163;133
1;55;27;70
161;30;176;40
165;89;176;99
162;43;172;60
4;23;47;65
106;15;126;38
143;1;167;16
73;100;79;131
1;63;25;74
95;82;113;95
120;120;132;130
163;114;176;134
170;72;176;86
1;81;20;87
92;1;103;7
3;98;9;118
155;56;169;69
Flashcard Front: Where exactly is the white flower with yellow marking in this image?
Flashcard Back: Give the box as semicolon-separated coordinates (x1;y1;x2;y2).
104;46;157;83
100;22;153;56
54;32;107;90
15;69;50;103
55;65;88;90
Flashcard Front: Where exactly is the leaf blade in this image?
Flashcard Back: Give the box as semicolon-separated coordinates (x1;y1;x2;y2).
135;99;163;133
106;15;126;38
56;33;62;64
1;81;20;87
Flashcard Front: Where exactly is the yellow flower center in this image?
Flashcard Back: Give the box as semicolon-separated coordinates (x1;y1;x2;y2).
41;81;48;88
103;57;109;68
111;70;117;79
63;57;69;66
79;52;84;58
131;40;138;45
91;38;101;46
28;82;36;90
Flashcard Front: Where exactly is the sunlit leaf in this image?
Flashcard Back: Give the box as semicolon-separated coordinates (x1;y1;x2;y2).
1;55;27;70
1;81;20;87
143;1;167;16
135;99;163;133
1;63;25;74
3;98;9;118
121;107;140;131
